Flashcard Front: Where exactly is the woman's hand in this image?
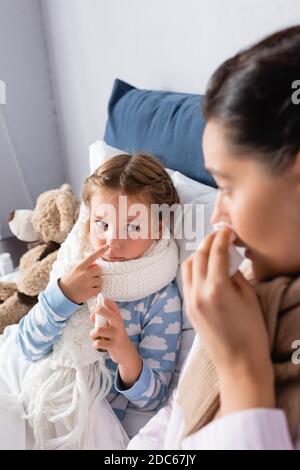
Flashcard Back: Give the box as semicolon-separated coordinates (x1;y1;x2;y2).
181;227;275;414
89;299;142;388
58;246;106;304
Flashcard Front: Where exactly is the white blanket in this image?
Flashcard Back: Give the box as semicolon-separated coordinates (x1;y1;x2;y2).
0;325;129;450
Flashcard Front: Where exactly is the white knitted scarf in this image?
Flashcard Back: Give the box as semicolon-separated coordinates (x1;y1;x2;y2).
19;206;179;450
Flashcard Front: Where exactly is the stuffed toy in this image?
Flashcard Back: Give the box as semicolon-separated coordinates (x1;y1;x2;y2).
0;184;79;333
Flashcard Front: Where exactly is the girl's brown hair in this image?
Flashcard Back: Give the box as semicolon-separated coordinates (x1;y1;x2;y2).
80;153;180;253
82;153;179;207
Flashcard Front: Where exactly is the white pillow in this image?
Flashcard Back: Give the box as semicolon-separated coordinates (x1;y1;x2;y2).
89;140;125;174
88;140;217;329
170;171;216;328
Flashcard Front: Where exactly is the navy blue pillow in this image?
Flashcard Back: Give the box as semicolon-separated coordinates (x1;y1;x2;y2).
104;79;216;188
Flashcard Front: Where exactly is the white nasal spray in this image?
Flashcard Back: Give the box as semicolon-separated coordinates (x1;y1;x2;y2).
95;293;108;352
95;293;107;327
212;222;244;276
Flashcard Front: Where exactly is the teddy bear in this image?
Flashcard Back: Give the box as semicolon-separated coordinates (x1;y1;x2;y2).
0;183;80;333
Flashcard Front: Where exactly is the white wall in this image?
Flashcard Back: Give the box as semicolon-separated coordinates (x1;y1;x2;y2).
0;0;65;238
41;0;300;195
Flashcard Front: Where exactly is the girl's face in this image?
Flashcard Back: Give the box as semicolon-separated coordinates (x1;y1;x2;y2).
89;189;160;262
203;120;300;281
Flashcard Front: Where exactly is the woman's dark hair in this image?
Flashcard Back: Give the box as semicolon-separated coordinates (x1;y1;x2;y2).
204;25;300;172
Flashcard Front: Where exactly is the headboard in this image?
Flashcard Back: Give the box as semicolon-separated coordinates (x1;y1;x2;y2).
104;79;216;188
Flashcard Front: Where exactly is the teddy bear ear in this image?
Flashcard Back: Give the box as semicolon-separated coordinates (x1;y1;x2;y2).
56;186;79;238
60;183;72;193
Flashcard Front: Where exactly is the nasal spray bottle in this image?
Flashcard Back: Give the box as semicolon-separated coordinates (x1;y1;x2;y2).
212;221;244;276
95;293;108;352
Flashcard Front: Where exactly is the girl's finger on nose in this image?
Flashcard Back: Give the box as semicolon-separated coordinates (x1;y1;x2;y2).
81;246;107;268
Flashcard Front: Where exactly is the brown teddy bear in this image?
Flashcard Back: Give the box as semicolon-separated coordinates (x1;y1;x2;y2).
0;184;80;333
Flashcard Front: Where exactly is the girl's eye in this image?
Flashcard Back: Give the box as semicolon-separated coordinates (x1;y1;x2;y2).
95;220;109;231
127;223;140;232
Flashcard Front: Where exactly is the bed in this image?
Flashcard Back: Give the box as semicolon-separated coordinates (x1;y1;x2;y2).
0;78;217;441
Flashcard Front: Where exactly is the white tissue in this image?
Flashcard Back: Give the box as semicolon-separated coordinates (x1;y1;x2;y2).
212;222;244;276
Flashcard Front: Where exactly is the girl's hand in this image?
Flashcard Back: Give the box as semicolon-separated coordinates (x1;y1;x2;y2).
59;246;106;304
90;299;142;387
181;227;275;413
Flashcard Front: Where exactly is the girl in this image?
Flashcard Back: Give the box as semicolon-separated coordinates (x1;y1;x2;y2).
129;26;300;450
0;153;182;450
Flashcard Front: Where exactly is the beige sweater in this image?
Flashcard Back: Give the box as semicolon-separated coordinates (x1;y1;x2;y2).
178;264;300;440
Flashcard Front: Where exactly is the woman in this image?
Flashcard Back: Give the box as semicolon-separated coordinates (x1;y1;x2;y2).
128;25;300;450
